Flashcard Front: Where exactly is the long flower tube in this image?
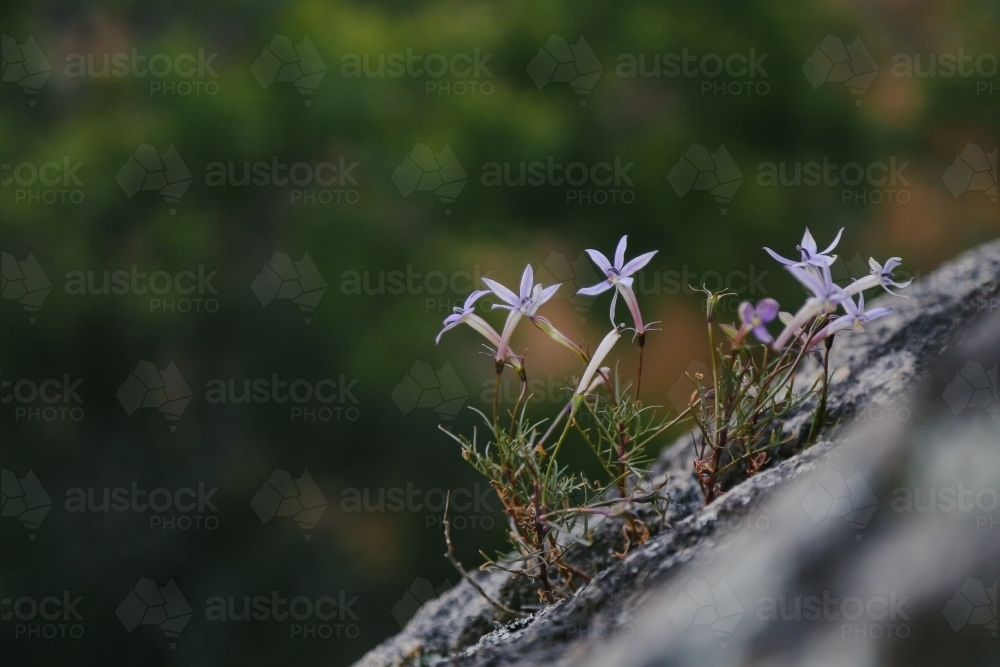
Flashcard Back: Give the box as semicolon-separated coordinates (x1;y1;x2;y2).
436;290;523;377
843;257;913;297
528;315;590;364
483;264;561;366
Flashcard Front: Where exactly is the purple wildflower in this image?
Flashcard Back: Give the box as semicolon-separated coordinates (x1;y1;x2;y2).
844;257;913;297
482;264;560;363
578;235;657;335
764;228;844;269
773;264;848;349
737;298;779;344
816;291;892;341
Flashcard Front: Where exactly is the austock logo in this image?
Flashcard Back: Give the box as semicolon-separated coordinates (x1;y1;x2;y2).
116;144;192;214
1;35;52;105
1;252;51;323
204;589;360;639
392;143;468;215
251;469;328;540
892;49;997;77
64;482;220;531
338;265;493;314
537;251;601;321
482;373;573;407
391;578;452;629
665;577;744;649
204;156;360;205
756;156;912;206
205;374;360;423
942;360;997;420
338;482;495;531
527;35;603;106
1;590;85;640
339;48;495;97
668;360;711;414
1;469;52;540
392;361;467;420
252;35;328;106
479;156;636;205
63;264;220;314
116;578;192;649
2;374;85;423
942;578;997;636
251;252;328;324
116;361;193;431
64;47;219;96
756;590;911;638
668;144;743;214
943;144;997;204
802;35;878;106
800;468;879;540
890;49;998;95
615;48;770;97
2;157;85;205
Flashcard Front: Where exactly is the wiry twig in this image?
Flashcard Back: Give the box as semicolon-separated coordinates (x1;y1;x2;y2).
443;492;526;618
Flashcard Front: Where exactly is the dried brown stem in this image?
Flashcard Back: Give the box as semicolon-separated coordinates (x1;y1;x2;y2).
444;492;525;618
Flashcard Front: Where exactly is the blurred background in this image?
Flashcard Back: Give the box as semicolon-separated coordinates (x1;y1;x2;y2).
1;1;997;665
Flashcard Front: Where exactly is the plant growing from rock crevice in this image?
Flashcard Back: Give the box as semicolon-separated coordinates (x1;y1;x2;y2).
687;228;908;502
432;230;909;607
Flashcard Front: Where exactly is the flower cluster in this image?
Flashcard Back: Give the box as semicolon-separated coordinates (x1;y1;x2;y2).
760;227;909;350
436;235;658;395
686;227;911;502
433;235;667;604
429;228;911;604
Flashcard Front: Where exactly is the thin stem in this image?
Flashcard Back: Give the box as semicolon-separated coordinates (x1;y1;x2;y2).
634;405;694;450
492;366;502;429
538;400;573;449
554;557;592;584
708;321;720;441
509;375;528;438
493;361;504;430
542;399;579;502
635;338;645;401
807;337;833;445
443;492;525;618
597;368;619;408
532;483;553;601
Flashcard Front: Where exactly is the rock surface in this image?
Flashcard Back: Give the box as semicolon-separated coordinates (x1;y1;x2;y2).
355;239;1000;667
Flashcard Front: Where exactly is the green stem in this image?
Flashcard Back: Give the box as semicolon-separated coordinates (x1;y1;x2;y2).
634;406;693;450
807;339;832;445
707;321;720;441
635;332;645;401
509;374;528;438
492;362;503;430
542;397;580;503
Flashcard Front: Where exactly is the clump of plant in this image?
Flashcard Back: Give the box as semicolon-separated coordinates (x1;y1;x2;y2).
686;228;910;501
436;237;683;604
433;230;910;606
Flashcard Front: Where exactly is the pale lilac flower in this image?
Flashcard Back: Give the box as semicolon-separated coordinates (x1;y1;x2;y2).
575;326;622;396
737;298;779;344
435;290;522;372
764;227;844;268
578;235;657;335
843;257;913;297
436;290;491;344
815;291;892;341
482;264;560;363
773;264;848;349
